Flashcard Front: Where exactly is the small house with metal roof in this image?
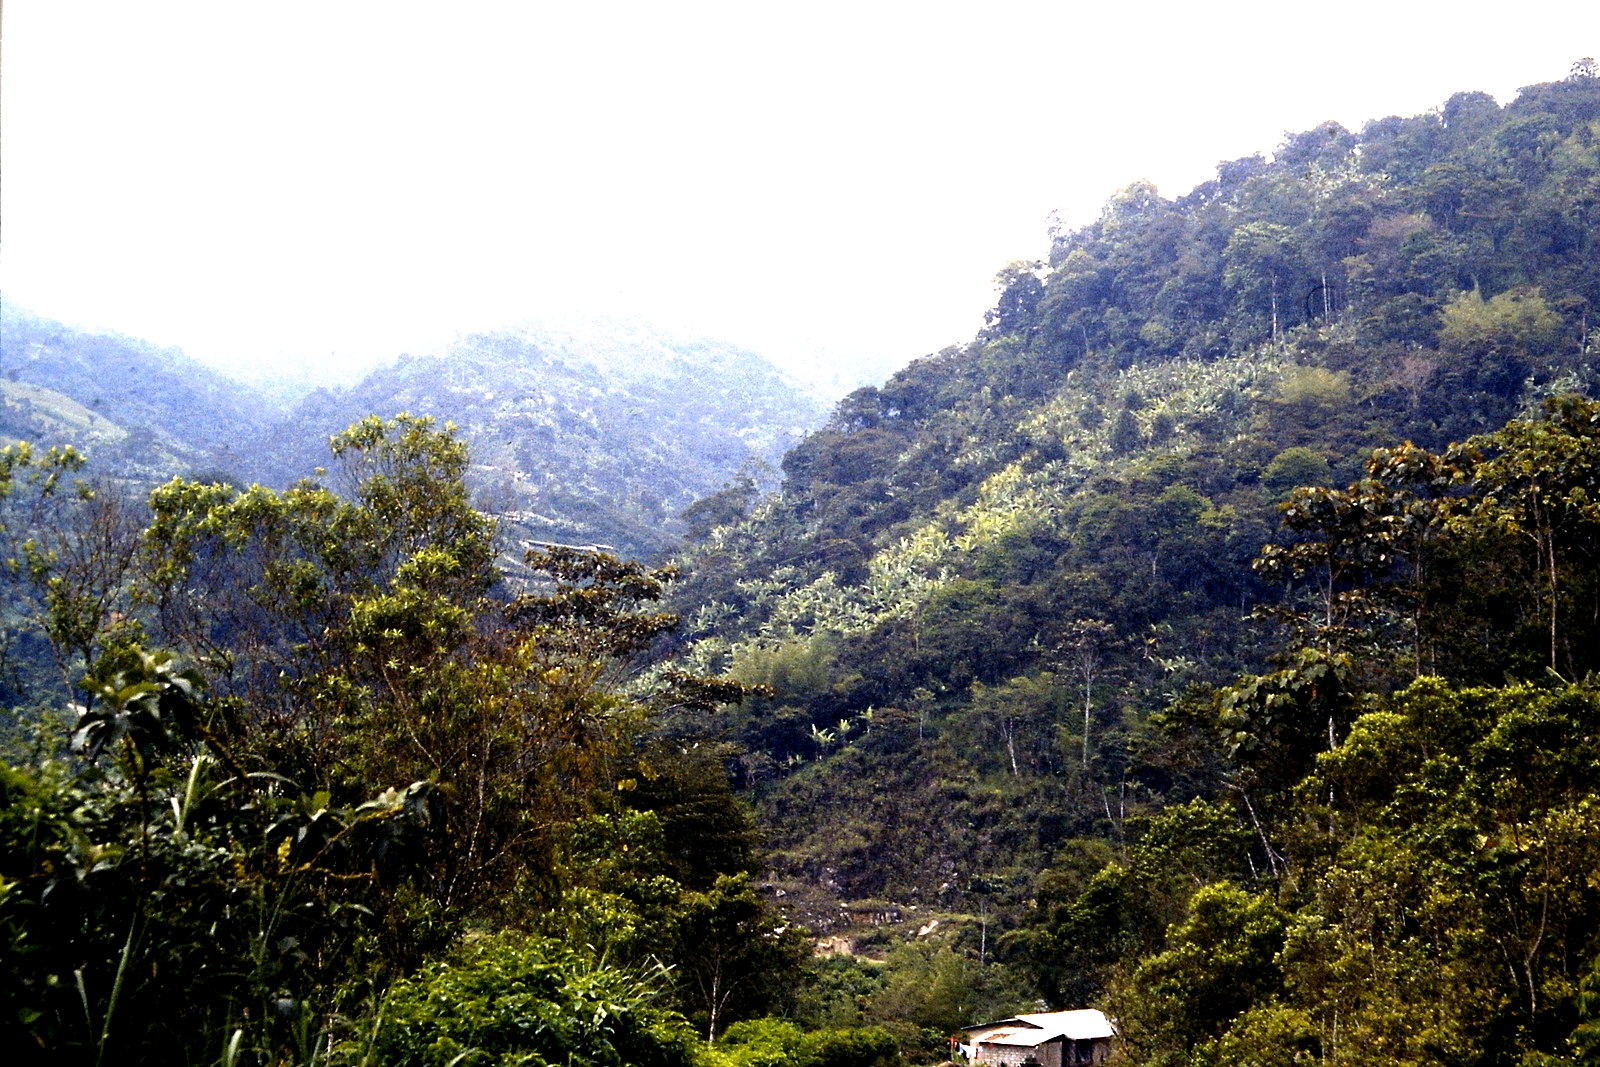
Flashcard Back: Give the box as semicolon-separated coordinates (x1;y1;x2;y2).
959;1009;1114;1067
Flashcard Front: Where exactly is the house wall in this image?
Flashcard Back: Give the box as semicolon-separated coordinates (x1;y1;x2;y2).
974;1039;1062;1067
1067;1038;1111;1065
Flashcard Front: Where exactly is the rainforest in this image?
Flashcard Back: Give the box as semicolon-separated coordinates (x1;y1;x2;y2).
3;66;1600;1067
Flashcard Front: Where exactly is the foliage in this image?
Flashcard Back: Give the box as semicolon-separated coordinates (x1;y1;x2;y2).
1109;884;1289;1064
364;932;698;1067
0;415;791;1064
0;648;445;1065
9;62;1600;1067
706;1017;898;1067
652;65;1600;1063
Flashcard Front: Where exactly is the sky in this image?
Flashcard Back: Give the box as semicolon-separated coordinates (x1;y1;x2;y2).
2;1;1597;393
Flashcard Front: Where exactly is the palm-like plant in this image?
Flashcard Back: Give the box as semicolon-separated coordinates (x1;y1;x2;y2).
808;723;836;760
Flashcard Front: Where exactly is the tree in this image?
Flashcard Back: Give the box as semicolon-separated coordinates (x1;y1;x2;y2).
135;416;744;926
0;443;142;707
970;673;1072;777
1260;446;1332;499
1216;649;1368;877
1109;407;1143;457
671;874;808;1040
1058;619;1119;770
1110;884;1288;1063
1449;395;1600;676
1255;440;1457;669
1223;222;1303;345
139;414;495;741
988;260;1046;337
683;474;761;539
1437;286;1563;395
1285;679;1600;1060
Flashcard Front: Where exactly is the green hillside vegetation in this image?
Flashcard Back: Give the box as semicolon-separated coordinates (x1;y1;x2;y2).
0;416;844;1065
650;64;1600;1061
2;65;1600;1067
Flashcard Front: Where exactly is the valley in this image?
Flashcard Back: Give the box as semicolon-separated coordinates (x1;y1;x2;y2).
3;65;1600;1067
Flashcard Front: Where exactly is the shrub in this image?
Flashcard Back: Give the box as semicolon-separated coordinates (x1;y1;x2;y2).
365;932;697;1067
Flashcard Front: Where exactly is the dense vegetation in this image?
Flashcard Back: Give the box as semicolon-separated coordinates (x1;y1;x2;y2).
3;63;1600;1067
0;416;841;1065
653;63;1600;1063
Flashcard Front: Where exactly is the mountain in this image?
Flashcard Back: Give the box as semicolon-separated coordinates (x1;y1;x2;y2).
0;303;826;561
0;301;280;484
659;69;1600;930
642;67;1600;1055
4;66;1600;1066
241;322;825;561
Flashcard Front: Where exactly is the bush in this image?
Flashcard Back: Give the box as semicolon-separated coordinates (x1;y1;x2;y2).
365;931;698;1067
805;1026;899;1067
705;1019;899;1067
709;1018;807;1067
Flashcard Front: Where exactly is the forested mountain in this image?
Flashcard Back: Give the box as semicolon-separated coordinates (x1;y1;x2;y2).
3;65;1600;1067
248;324;823;560
0;306;824;560
651;65;1600;1060
0;302;277;484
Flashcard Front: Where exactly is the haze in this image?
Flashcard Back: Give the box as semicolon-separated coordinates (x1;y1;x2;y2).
2;0;1594;392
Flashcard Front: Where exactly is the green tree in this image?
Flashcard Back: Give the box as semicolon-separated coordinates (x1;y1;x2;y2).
0;443;142;708
987;260;1046;337
1448;395;1600;676
1058;619;1119;770
1223;222;1303;345
1110;884;1289;1066
670;873;808;1040
1437;286;1564;396
1260;446;1332;499
1109;407;1143;456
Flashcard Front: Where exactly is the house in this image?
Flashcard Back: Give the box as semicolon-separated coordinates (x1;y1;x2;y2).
959;1009;1114;1067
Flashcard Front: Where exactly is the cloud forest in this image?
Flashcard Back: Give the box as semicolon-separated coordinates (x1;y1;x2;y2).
3;62;1600;1067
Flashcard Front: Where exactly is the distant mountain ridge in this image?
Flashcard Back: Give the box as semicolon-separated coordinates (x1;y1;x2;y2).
0;300;278;482
0;301;825;559
248;325;825;559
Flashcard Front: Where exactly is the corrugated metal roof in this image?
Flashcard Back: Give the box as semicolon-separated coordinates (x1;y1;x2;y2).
1026;1009;1114;1040
967;1009;1114;1043
975;1026;1053;1048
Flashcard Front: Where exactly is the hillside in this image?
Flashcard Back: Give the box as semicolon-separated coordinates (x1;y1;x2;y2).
657;67;1600;1006
245;323;824;560
0;302;279;484
0;304;825;561
3;65;1600;1067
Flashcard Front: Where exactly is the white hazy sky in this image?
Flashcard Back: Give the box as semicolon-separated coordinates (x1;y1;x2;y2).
2;1;1596;390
